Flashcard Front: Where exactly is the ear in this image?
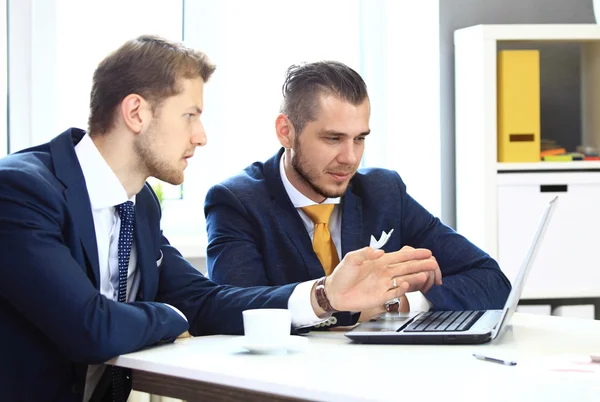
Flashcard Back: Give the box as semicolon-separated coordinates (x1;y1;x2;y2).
120;94;152;134
275;113;295;148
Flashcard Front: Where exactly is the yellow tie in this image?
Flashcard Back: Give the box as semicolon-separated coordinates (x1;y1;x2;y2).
301;204;339;276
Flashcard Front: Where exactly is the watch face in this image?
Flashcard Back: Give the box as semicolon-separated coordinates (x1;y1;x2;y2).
385;300;400;313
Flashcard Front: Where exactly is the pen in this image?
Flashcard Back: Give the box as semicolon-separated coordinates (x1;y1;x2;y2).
473;353;517;366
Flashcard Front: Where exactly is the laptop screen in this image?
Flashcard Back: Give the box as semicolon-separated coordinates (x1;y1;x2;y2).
491;196;558;339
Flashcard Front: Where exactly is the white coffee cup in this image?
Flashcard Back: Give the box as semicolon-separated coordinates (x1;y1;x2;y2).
242;309;291;345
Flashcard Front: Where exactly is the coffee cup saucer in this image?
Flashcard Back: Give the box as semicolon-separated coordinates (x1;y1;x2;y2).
234;335;308;354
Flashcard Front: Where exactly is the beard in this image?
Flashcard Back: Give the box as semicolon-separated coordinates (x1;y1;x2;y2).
290;138;355;199
134;119;185;185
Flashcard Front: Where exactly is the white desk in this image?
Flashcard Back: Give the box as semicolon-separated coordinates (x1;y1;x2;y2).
110;313;600;401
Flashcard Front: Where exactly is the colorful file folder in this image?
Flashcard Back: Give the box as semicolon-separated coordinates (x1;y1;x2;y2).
497;50;541;162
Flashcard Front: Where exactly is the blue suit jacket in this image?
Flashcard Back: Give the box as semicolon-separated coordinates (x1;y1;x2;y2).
0;129;297;401
206;149;511;314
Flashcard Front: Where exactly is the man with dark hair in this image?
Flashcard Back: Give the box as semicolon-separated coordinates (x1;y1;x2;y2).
0;39;438;402
205;60;512;328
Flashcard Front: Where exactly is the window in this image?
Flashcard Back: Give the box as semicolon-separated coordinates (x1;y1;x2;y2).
8;0;183;151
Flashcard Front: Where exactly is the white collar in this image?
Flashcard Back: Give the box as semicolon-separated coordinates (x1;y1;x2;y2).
74;133;135;210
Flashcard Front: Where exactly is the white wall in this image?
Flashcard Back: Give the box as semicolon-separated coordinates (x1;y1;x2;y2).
373;0;441;217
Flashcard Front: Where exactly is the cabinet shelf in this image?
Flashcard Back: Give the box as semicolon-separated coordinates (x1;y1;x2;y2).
455;24;600;300
455;23;600;256
497;161;600;172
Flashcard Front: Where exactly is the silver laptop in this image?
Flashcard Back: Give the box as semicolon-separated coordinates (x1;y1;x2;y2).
345;196;558;345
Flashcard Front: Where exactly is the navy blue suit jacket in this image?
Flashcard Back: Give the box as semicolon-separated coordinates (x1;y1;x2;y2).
0;129;297;401
206;149;511;314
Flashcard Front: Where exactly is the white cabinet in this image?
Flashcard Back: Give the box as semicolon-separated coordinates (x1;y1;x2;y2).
454;24;600;299
497;172;600;298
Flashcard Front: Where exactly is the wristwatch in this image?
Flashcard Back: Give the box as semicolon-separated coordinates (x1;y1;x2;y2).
315;276;337;313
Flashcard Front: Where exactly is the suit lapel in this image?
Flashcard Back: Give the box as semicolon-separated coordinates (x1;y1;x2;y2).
133;198;158;301
340;184;363;256
264;149;324;278
50;129;101;287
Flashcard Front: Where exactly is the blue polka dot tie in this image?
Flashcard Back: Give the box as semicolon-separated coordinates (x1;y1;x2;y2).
115;201;135;303
112;201;135;402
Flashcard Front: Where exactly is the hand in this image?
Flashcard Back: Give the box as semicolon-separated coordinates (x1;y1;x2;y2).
397;246;442;293
322;246;438;313
177;331;191;339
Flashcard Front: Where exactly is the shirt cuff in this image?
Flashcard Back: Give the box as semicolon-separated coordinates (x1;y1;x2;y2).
288;280;330;328
164;303;188;322
405;291;433;312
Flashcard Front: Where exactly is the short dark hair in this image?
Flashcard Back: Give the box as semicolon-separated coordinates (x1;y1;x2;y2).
88;35;216;135
280;61;368;134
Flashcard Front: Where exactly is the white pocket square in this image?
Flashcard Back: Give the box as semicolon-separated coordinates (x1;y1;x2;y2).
156;250;164;267
369;229;394;249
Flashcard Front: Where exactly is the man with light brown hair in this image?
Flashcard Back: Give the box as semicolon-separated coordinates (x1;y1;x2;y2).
0;36;438;402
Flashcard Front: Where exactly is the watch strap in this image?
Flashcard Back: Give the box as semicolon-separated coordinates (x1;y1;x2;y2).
315;276;337;313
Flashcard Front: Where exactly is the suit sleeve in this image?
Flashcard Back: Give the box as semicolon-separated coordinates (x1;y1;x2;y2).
154;238;297;336
0;170;188;364
394;173;512;310
203;183;358;329
204;183;271;286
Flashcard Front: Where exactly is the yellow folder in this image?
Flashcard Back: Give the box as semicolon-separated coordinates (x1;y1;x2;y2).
497;50;541;162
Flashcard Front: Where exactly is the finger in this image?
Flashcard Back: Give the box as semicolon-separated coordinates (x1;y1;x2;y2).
384;247;433;265
387;258;438;277
421;272;435;293
345;246;384;264
384;281;410;301
388;255;437;268
430;256;443;286
396;272;430;292
394;271;429;286
396;247;432;261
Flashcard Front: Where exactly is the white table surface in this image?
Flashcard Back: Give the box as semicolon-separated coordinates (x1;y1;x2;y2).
110;313;600;402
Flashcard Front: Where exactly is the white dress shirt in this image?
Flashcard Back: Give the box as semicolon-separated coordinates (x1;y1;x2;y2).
76;135;188;401
279;154;433;312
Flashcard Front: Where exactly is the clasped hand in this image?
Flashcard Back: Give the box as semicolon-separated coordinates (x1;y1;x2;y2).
324;246;441;313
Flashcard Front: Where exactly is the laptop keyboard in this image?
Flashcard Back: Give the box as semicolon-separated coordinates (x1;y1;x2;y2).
403;310;485;332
